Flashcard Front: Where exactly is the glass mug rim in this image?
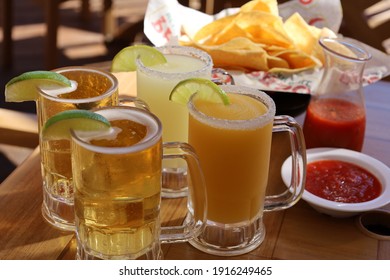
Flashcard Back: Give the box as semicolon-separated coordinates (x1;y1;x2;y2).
38;66;119;104
71;106;162;155
187;85;276;130
135;45;213;80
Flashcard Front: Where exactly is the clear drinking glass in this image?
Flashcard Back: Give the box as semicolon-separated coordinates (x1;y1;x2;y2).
136;45;213;198
37;66;119;231
186;85;306;256
71;106;207;260
303;37;371;151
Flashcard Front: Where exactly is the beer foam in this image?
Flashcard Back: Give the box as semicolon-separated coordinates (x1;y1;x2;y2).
98;108;160;141
41;80;78;97
189;86;276;131
72;107;162;154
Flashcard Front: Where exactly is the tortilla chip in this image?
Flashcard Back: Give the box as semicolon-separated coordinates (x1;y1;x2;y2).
240;0;279;16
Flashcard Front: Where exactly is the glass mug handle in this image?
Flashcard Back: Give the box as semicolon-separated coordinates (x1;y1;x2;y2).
118;95;150;111
212;68;235;85
264;115;306;211
159;142;207;243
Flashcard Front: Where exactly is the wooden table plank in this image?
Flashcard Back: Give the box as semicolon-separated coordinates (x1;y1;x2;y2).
274;201;378;260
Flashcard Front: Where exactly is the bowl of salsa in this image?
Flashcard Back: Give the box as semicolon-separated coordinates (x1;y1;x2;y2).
281;148;390;218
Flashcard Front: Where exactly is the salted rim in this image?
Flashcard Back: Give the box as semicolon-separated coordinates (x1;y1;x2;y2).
135;45;213;81
187;84;276;130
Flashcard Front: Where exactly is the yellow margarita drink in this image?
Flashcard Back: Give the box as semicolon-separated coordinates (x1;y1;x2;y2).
137;46;212;143
71;107;161;260
189;92;273;224
37;67;118;231
136;46;212;198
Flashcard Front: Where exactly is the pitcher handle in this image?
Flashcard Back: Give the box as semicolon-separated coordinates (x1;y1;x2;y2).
264;115;306;211
159;142;207;243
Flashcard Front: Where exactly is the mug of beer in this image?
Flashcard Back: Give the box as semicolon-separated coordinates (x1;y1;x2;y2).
38;66;119;231
186;85;306;256
70;106;207;260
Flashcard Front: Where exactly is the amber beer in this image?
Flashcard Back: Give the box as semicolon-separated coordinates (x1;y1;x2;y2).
71;108;161;259
37;67;118;231
71;106;207;260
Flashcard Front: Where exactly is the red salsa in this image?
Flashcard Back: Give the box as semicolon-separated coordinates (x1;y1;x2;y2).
306;160;382;203
303;98;366;151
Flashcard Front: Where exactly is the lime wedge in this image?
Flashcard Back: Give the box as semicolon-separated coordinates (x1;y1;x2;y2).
111;45;167;72
42;110;111;140
5;70;74;102
169;78;230;106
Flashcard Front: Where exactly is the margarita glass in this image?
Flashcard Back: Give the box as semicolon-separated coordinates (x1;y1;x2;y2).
136;46;213;198
187;85;306;256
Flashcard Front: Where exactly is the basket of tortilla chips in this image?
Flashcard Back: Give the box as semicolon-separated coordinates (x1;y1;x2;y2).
143;0;390;115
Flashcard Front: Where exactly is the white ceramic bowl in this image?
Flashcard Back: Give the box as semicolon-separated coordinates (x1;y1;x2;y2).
281;148;390;218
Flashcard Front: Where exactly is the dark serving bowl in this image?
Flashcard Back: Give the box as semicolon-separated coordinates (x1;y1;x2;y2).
212;69;311;117
262;90;311;117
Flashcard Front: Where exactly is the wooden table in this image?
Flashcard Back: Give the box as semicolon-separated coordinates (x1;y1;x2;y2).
1;80;389;260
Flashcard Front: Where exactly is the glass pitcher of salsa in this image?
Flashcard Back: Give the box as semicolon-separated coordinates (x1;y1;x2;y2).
303;37;371;152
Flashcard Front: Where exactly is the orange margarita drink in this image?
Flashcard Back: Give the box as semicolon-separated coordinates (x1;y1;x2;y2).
188;90;273;224
187;84;306;256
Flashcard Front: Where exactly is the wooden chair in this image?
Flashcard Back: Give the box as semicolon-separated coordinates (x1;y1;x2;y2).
1;0;111;70
0;108;38;149
1;0;13;69
363;0;390;54
0;108;38;182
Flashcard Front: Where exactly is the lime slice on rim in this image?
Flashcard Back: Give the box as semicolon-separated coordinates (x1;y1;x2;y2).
5;70;75;102
42;110;111;141
169;78;230;106
111;45;167;72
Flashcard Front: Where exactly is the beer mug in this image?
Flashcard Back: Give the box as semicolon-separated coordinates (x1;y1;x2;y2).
71;106;207;259
186;85;306;256
38;66;119;231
